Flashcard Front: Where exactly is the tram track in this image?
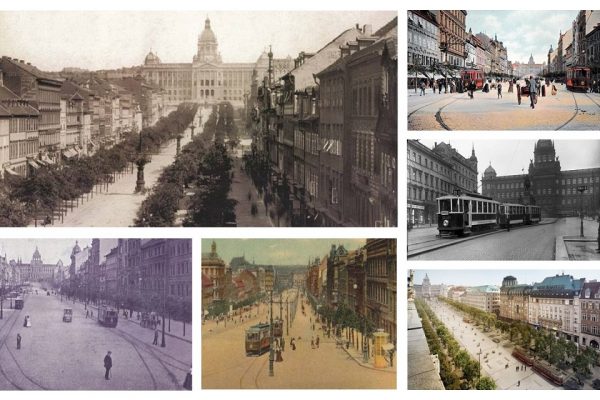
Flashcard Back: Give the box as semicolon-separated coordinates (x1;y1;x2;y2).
238;352;269;389
407;96;455;120
0;303;48;390
434;99;459;130
555;92;580;130
109;328;184;389
584;93;600;110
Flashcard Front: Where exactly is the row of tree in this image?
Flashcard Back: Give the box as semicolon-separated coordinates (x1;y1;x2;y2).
415;298;496;390
0;103;199;227
439;296;599;379
134;103;237;227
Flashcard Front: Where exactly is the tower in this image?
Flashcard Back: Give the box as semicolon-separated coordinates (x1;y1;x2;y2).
530;140;561;217
195;17;222;64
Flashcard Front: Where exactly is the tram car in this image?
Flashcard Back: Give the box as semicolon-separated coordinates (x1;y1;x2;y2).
14;296;24;310
245;323;270;356
436;192;499;236
273;318;283;338
460;69;485;90
498;203;527;228
566;66;591;92
524;205;541;225
97;305;118;327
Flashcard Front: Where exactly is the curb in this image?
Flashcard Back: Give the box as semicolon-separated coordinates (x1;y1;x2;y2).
339;344;396;374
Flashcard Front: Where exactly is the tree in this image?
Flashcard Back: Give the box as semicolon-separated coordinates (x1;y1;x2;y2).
476;376;497;390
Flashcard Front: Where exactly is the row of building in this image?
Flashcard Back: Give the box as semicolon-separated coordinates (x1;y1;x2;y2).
407;139;600;225
408;11;515;77
250;17;397;227
305;239;397;345
0;56;167;178
201;241;306;314
546;11;600;77
0;239;192;317
415;273;600;350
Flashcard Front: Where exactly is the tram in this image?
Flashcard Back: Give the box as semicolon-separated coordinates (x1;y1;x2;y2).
525;205;541;224
273;318;284;338
245;323;270;356
97;305;118;327
14;297;24;310
566;66;591;92
460;69;485;90
436;192;499;236
498;203;526;228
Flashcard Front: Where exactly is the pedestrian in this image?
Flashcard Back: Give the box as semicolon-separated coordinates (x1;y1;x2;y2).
517;380;521;387
311;338;315;349
316;336;320;348
529;75;537;109
508;80;514;93
153;328;159;345
86;310;89;319
17;333;21;350
552;83;557;96
507;215;511;232
104;351;112;380
419;81;426;96
183;369;192;390
91;311;93;318
497;82;502;99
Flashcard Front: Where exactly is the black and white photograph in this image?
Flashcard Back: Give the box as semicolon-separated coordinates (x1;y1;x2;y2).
407;10;600;130
0;10;397;227
407;139;600;260
0;238;192;390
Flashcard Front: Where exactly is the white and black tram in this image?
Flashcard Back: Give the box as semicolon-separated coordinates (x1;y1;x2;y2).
437;193;499;236
498;203;526;228
525;205;541;224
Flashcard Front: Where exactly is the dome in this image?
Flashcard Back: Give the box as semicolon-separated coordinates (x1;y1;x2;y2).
144;51;161;65
484;164;496;176
199;18;217;43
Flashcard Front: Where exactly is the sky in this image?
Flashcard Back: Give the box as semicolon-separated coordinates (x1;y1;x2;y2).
466;10;579;66
412;269;600;287
0;11;397;71
0;239;92;265
202;239;367;267
416;139;600;192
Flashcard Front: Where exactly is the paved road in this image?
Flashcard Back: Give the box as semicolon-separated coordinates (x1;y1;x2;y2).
202;289;395;389
408;87;600;130
410;217;598;260
426;299;558;390
229;157;273;227
0;289;191;390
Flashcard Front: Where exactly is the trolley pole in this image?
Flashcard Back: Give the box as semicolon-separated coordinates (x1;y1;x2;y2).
286;299;289;335
269;289;274;377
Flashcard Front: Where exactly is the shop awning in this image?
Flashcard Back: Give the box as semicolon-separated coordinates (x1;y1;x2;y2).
4;166;19;176
42;155;55;165
28;159;40;170
62;148;78;159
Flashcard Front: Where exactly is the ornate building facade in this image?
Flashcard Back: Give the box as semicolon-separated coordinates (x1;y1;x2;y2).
9;246;63;283
482;140;600;217
141;17;293;112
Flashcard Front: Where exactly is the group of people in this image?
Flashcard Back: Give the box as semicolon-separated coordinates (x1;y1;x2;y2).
418;78;462;95
464;76;560;109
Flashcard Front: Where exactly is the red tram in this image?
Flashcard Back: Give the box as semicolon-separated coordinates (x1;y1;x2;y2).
566;66;591;92
245;323;270;356
460;69;485;90
273;318;284;338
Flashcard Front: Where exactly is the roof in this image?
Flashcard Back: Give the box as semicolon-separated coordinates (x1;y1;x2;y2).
0;86;39;116
199;18;217;43
531;274;584;298
1;57;60;84
581;281;600;299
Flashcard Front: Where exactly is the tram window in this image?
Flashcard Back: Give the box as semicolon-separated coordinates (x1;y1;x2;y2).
451;199;458;211
247;333;259;340
439;199;451;212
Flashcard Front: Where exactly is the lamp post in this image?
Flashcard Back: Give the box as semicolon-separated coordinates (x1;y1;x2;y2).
0;269;4;320
265;268;274;376
134;127;147;193
190;124;196;139
161;244;167;348
577;185;588;237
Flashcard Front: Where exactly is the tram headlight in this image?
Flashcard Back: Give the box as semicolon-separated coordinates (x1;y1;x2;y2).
443;219;449;227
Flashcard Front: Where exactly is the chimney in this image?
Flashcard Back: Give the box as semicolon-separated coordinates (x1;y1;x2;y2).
20;59;24;63
355;23;359;30
363;24;372;36
27;62;31;65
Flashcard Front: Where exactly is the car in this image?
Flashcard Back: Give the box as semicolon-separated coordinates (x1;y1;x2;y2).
63;308;73;323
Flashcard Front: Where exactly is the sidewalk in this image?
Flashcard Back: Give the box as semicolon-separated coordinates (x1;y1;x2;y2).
229;157;273;227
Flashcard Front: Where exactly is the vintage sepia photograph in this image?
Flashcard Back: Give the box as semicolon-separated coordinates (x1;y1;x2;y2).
201;238;396;389
0;10;397;227
0;238;192;390
407;10;600;130
408;269;600;390
407;139;600;260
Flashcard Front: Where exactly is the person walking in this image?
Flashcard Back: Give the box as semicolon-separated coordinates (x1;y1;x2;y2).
104;351;112;380
529;76;537;109
86;310;89;319
16;333;21;350
183;369;192;390
419;81;426;96
497;82;502;99
316;336;320;348
153;327;159;345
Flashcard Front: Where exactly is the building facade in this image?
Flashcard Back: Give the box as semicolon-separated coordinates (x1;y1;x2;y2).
365;238;396;344
499;275;531;323
437;11;467;68
407;11;440;69
580;281;600;349
462;285;500;314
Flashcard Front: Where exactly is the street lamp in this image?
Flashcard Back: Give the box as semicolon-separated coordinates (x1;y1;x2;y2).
577;185;588;237
134;127;148;193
